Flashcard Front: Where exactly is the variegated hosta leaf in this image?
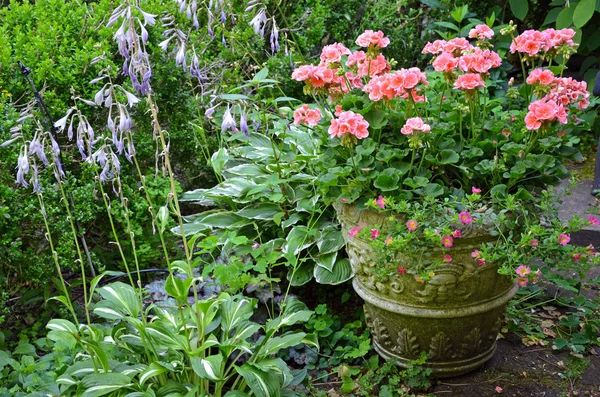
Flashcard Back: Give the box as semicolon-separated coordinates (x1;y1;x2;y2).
224;392;250;397
78;372;133;397
262;332;307;356
46;319;80;343
190;354;224;381
113;363;148;378
313;258;353;285
266;298;313;332
194;298;222;332
235;362;282;397
252;358;294;388
220;295;255;334
139;361;175;386
94;282;140;319
145;322;188;351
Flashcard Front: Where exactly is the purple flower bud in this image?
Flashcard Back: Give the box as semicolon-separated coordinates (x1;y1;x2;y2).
222;34;227;47
193;13;199;29
240;113;249;136
16;152;29;187
140;23;149;44
94;89;105;106
176;43;186;66
221;10;226;23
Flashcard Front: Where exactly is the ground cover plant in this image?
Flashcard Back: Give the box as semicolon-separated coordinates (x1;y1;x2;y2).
1;0;600;396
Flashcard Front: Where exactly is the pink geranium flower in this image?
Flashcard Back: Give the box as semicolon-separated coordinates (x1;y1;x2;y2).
558;233;570;246
329;110;370;139
355;30;390;48
472;187;481;194
459;211;472;224
401;117;431;136
406;219;418;231
454;73;486;91
293;104;321;126
441;235;453;247
469;24;494;40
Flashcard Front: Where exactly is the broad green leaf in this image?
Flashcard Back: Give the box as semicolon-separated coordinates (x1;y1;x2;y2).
262;333;307;355
432;21;460;31
315;252;337;272
573;0;596;27
509;0;529;20
314;258;353;285
317;229;344;254
235;363;282;397
422;183;444;198
85;341;109;372
79;373;132;397
191;355;224;381
283;227;314;255
94;282;140;319
253;67;269;82
237;203;283;220
439;149;459;164
287;261;314;286
374;169;400;192
267;298;313;332
556;5;576;28
46;319;78;335
221;296;255;333
164;274;190;301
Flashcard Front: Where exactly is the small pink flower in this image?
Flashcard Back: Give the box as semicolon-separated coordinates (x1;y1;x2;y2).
454;73;485;91
472;187;481;194
558;233;570;246
469;24;494;40
406;220;418;231
495;385;503;394
530;239;539;247
516;265;531;277
397;265;406;274
414;275;425;283
443;255;452;263
385;237;393;245
340;198;348;203
452;229;462;238
293;104;322;126
370;229;380;239
376;195;387;209
401;117;431;136
356;30;390;49
588;215;599;225
459;211;472;224
252;242;261;250
477;258;486;265
329;110;370;140
517;277;529;287
349;224;365;237
572;253;582;261
471;250;481;258
441;235;453;247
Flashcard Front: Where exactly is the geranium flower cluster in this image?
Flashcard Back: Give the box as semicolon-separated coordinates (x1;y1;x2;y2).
401;117;431;136
328;110;369;140
510;28;576;57
292;30;392;96
293;104;321;126
422;25;502;93
364;68;428;101
524;68;590;130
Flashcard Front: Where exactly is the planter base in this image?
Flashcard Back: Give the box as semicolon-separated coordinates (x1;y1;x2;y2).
374;337;497;378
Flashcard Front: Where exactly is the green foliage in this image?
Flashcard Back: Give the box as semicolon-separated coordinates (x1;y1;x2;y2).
34;282;317;396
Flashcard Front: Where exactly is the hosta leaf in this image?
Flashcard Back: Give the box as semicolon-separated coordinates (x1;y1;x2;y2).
94;282;140;319
317;229;344;254
314;258;353;285
221;296;255;333
262;332;307;355
315;252;337;272
139;362;174;386
235;363;282;397
79;373;132;397
237;203;283;220
266;298;313;332
286;261;314;286
191;355;224;381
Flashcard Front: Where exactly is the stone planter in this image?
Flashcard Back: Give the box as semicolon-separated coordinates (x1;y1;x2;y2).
335;204;518;377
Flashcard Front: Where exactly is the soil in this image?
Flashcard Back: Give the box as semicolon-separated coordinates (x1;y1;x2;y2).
430;332;600;397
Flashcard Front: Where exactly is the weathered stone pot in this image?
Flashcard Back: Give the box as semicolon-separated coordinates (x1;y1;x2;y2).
335;204;518;377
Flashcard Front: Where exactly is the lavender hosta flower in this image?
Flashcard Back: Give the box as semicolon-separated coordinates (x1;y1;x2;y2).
158;37;172;52
54;109;74;132
221;106;236;133
16;150;30;186
139;21;149;45
94;88;105;106
28;134;49;165
123;90;141;107
270;19;280;53
249;9;267;38
31;164;41;193
240;113;249;136
140;10;156;26
175;42;186;67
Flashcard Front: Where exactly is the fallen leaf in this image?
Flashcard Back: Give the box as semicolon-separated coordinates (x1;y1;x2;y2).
541;320;555;328
543;328;556;338
495;386;503;393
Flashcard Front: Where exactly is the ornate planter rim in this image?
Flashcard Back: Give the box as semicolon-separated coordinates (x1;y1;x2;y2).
354;277;518;319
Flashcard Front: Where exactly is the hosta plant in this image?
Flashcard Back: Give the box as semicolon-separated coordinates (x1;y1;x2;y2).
46;281;317;396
